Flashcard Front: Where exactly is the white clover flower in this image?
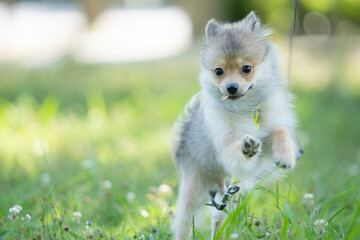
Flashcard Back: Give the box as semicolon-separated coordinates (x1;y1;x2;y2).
140;209;149;218
265;232;271;238
13;205;23;211
8;205;23;220
303;193;314;199
158;184;173;197
101;180;112;190
158;184;171;194
314;219;328;234
139;234;145;240
73;211;82;217
126;192;136;203
302;193;315;207
9;207;20;215
230;233;239;239
314;219;328;226
22;214;31;221
9;205;22;215
85;220;94;234
72;211;82;224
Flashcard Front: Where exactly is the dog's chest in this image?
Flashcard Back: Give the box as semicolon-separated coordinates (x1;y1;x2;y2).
224;114;258;140
205;107;261;146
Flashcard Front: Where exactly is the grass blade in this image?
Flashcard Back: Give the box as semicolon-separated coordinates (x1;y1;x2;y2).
287;172;292;201
283;203;302;239
276;180;280;207
346;223;360;240
213;192;253;240
193;228;206;240
321;186;360;214
274;204;286;218
346;199;360;240
328;207;345;222
68;230;87;240
281;217;289;240
192;215;206;240
256;186;287;202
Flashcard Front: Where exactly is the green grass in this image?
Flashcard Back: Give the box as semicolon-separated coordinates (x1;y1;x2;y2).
0;47;359;239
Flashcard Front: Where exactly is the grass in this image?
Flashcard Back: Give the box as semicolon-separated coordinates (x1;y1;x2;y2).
0;46;359;239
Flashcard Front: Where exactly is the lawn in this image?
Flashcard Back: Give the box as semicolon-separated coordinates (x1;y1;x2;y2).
0;44;359;239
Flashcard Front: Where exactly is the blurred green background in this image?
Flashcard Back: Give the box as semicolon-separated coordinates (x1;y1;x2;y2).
0;0;359;239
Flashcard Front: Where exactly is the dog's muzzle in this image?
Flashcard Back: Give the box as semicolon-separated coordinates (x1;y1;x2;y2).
224;84;254;100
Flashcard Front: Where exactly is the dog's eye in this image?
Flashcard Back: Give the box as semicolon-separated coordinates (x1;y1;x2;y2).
214;68;224;76
242;65;252;74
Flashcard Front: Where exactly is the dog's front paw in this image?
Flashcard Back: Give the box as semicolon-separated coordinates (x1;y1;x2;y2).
273;147;296;169
272;129;296;169
241;135;261;158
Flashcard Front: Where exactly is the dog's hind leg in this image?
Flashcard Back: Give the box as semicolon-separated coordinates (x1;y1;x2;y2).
174;170;208;240
211;195;227;239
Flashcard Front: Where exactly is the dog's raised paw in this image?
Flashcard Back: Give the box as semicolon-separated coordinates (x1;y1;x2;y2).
242;135;261;158
273;149;296;169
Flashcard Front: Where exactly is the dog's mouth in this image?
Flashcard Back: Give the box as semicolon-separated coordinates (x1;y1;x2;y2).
221;93;244;101
221;84;253;101
228;94;244;100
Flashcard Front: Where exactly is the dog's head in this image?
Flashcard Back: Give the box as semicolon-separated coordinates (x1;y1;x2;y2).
201;11;272;100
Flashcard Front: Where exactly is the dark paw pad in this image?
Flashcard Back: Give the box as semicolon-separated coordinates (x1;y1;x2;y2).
242;135;261;158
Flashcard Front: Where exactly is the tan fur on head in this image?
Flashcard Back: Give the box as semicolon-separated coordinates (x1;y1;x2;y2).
211;57;256;99
212;57;255;83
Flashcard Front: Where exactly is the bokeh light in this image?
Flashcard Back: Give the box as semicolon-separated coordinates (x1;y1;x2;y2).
303;11;331;42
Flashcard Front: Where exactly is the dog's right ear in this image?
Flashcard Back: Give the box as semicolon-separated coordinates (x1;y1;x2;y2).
243;11;261;31
205;19;219;40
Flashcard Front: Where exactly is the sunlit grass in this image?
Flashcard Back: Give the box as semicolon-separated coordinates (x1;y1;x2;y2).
0;45;360;239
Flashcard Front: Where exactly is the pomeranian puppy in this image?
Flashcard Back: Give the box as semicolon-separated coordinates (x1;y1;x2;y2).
171;11;297;240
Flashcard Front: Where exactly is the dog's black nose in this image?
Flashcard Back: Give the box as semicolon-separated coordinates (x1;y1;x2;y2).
226;83;239;94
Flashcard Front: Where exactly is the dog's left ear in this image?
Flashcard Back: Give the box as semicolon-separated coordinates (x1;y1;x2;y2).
205;19;219;40
243;11;261;31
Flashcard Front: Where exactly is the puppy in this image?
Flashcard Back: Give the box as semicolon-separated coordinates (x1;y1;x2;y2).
171;11;297;240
